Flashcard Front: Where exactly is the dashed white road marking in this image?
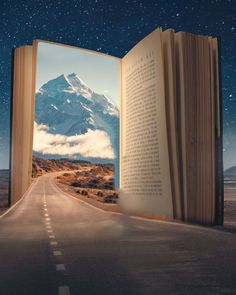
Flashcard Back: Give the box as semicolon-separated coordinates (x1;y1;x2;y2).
49;235;55;239
46;218;51;221
56;264;65;271
45;214;49;217
47;230;53;233
50;241;58;246
43;181;46;198
53;250;62;256
58;286;70;295
44;208;47;211
46;226;52;230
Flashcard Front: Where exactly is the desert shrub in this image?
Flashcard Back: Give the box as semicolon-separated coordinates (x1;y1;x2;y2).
87;178;100;188
113;192;119;199
81;190;88;196
71;181;81;187
96;191;103;197
102;184;114;190
104;195;113;203
76;190;81;194
104;194;118;204
107;194;114;198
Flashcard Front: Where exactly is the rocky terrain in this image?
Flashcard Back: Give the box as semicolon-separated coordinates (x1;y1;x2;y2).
56;165;119;204
32;155;118;204
32;155;90;177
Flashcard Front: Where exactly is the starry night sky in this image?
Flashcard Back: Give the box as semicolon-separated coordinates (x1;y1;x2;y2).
0;0;235;169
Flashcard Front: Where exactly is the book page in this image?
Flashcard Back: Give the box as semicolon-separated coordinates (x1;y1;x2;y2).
11;46;35;204
162;29;182;219
120;28;173;217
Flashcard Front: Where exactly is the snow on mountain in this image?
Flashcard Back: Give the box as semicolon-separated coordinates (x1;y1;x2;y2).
35;73;119;161
64;73;93;99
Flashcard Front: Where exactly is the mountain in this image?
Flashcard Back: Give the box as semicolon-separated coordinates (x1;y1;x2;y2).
34;73;120;186
35;73;119;137
225;166;236;174
224;166;236;179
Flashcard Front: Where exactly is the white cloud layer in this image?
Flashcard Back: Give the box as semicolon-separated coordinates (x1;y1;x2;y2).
33;122;115;159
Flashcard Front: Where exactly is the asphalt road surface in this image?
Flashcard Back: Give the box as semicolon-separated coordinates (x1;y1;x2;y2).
0;174;236;295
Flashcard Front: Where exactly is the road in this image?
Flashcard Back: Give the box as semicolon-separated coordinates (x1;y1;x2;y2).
0;174;236;295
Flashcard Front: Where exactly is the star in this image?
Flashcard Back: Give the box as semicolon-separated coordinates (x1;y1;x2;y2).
0;0;235;174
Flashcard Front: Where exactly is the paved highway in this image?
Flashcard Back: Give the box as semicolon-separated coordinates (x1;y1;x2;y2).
0;174;236;295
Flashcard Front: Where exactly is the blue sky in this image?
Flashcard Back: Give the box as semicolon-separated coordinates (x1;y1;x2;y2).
36;41;121;108
0;0;235;170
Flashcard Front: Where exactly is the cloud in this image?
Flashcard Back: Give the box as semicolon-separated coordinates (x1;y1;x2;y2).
33;122;115;159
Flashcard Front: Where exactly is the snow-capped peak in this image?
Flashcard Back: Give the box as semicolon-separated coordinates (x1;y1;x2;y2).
67;73;88;88
37;73;119;118
64;73;93;99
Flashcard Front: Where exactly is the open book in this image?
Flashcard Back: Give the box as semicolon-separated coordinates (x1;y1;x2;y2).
10;28;223;225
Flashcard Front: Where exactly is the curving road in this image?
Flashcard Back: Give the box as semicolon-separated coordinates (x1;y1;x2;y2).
0;174;236;295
